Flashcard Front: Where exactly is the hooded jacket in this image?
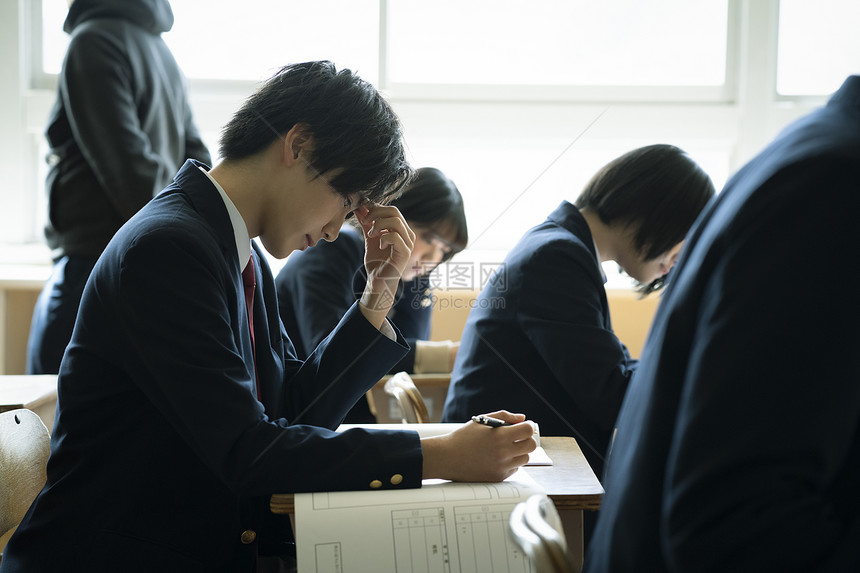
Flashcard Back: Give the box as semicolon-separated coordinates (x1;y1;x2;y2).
44;0;211;259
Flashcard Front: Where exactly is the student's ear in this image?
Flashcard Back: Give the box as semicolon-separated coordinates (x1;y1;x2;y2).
283;123;314;167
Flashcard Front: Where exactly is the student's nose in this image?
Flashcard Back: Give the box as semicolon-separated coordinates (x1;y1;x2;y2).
322;221;341;242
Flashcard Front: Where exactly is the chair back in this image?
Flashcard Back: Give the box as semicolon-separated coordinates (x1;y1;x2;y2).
383;372;430;423
0;408;50;536
508;494;575;573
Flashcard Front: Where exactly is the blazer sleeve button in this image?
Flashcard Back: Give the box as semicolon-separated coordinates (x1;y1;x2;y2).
369;479;383;489
390;474;403;485
240;529;257;544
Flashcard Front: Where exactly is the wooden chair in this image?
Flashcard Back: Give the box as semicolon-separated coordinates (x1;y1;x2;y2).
0;408;51;563
383;372;430;423
509;494;575;573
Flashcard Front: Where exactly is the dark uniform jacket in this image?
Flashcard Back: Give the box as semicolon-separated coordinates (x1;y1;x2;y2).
442;201;637;477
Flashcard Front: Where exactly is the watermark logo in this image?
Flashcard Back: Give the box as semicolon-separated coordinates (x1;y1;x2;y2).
407;261;508;310
412;261;507;292
421;293;506;311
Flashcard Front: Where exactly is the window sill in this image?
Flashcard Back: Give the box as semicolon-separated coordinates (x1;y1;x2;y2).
0;243;52;288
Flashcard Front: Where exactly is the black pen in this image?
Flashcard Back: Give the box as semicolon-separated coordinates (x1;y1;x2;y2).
471;415;512;428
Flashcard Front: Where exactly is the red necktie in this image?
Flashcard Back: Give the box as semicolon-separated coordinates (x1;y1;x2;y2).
242;258;261;398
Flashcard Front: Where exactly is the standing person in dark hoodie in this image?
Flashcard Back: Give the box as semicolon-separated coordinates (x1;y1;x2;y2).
26;0;211;375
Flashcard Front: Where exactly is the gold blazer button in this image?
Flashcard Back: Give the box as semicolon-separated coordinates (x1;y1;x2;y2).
240;529;257;544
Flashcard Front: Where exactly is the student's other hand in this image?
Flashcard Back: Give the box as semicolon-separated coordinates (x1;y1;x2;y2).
355;203;416;328
420;411;536;482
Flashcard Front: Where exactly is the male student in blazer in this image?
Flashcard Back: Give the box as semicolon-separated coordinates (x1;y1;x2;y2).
584;75;860;572
0;61;536;572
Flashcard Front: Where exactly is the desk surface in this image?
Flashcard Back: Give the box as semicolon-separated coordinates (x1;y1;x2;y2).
0;375;58;413
375;372;452;388
270;436;603;514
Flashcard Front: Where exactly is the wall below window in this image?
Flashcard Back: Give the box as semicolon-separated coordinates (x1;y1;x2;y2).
430;287;659;359
0;265;49;374
1;269;658;375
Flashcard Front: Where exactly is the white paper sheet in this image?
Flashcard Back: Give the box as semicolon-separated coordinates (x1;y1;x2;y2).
295;468;545;572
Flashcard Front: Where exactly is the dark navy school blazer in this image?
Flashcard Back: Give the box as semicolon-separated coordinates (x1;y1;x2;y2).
1;161;422;573
441;201;637;477
585;76;860;572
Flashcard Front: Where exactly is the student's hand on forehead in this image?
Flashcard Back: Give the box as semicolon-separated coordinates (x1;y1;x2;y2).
354;202;416;281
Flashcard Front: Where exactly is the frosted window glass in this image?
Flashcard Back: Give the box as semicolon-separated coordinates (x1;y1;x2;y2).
387;0;728;86
777;0;860;96
42;0;380;83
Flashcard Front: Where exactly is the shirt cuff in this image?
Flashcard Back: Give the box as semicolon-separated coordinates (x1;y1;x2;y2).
357;301;398;342
378;318;397;342
414;340;454;373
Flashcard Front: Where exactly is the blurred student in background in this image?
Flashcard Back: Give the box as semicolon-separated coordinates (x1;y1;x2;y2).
441;145;714;545
276;167;468;422
442;144;715;479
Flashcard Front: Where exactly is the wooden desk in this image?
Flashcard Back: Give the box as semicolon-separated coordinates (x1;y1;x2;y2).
271;436;603;570
0;375;58;432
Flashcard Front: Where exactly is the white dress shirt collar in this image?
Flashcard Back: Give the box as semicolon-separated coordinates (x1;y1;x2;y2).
592;239;608;283
199;166;251;267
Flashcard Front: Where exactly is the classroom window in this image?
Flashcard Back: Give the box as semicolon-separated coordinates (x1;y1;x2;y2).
166;0;380;83
41;0;729;96
386;0;728;88
776;0;860;96
41;0;68;75
41;0;380;83
13;0;841;265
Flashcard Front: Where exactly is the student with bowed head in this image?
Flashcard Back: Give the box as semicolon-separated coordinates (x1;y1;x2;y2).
276;166;468;422
0;61;535;573
442;144;716;480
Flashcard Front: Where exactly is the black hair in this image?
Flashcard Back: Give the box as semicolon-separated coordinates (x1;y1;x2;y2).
574;144;715;294
392;167;468;261
218;61;413;204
